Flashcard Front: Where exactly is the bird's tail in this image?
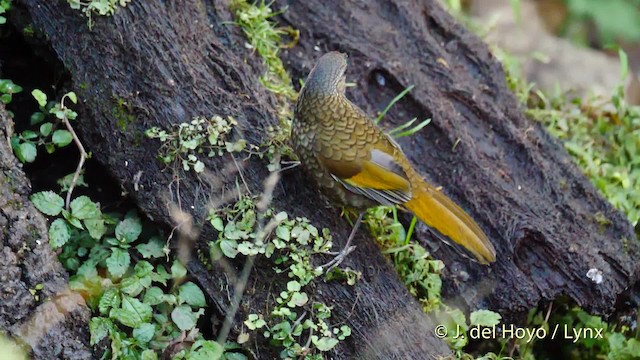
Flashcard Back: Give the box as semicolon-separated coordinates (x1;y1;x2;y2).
404;178;496;264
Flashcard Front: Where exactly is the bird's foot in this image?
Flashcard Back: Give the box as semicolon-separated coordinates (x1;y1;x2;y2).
277;160;301;172
320;245;357;272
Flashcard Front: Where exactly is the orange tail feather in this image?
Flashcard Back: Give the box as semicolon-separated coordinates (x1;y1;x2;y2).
404;179;496;264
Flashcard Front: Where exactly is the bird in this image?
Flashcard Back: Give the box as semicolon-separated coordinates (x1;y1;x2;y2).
291;51;496;269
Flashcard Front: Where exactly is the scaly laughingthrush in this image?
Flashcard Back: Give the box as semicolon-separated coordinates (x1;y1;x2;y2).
291;51;496;267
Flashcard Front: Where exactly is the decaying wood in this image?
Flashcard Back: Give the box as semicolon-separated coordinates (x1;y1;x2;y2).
7;0;639;358
0;105;93;359
274;0;639;317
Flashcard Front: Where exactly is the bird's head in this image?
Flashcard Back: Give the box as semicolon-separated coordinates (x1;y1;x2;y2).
302;51;348;96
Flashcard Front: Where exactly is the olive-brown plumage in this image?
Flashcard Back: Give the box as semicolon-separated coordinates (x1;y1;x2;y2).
292;52;496;264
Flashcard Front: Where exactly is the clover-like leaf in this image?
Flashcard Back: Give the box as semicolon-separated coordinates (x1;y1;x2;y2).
52;130;73;147
136;237;165;259
106;248;130;278
48;218;70;248
32;89;47;108
178;282;206;307
31;191;64;216
171;305;201;331
470;309;502;327
15;141;37;163
115;217;142;244
70;196;101;220
133;323;155;343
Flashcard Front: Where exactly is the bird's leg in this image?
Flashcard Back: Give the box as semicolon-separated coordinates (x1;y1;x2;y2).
277;160;301;172
321;212;365;272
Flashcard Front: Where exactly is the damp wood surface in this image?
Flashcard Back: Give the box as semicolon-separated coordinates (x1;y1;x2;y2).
0;105;93;359
4;0;639;358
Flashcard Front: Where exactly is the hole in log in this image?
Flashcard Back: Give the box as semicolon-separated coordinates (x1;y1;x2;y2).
513;227;564;291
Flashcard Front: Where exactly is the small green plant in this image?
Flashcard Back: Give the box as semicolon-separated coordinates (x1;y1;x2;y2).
530;85;640;228
365;206;444;312
388;117;432;138
375;85;432;138
230;0;298;170
83;257;228;360
500;49;640;229
374;86;431;158
0;0;11;25
171;339;238;360
11;90;77;163
67;0;131;28
551;306;640;359
437;307;503;355
366;206;500;355
146;115;250;173
208;195;353;359
22;24;34;37
28;283;45;302
481;306;551;360
112;96;136;131
30;190;244;359
230;0;297;101
0;78;21;105
31;191;145;274
560;0;640;46
12;90;88;209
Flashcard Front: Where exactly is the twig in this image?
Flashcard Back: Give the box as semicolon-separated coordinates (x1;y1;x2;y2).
216;254;256;345
231;153;250;194
216;168;282;345
291;310;308;330
298;312;314;360
61;96;88;210
277;160;301;172
544;302;553;323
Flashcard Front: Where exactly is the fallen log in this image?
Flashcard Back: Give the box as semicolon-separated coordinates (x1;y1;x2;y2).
12;0;455;357
274;0;639;317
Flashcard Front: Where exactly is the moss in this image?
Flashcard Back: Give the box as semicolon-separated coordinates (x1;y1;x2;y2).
22;25;35;37
230;0;298;165
593;211;612;227
621;236;631;253
111;96;136;132
2;173;15;193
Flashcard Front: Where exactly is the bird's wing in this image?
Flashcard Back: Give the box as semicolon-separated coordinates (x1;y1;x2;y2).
318;147;413;206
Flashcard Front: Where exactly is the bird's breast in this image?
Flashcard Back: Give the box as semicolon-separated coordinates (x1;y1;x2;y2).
291;100;376;210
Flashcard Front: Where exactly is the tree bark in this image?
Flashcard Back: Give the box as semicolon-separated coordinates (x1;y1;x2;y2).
1;106;93;359
273;0;639;316
7;0;639;358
